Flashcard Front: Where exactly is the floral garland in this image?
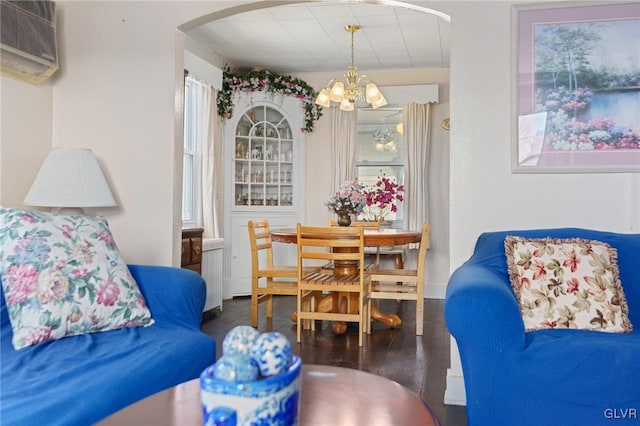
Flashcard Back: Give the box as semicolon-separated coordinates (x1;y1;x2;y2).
216;65;323;133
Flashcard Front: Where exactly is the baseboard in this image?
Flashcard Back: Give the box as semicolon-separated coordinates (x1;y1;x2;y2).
201;307;221;323
444;368;467;406
424;283;447;300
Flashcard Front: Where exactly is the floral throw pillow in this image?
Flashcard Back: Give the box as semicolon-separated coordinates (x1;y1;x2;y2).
0;208;154;350
505;236;632;333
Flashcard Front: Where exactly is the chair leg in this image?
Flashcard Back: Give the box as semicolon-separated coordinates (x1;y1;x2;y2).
310;292;318;331
395;253;405;288
416;284;424;336
364;296;370;335
395;253;404;269
300;292;314;331
251;278;259;328
297;289;303;344
266;278;274;318
358;294;364;346
366;297;372;334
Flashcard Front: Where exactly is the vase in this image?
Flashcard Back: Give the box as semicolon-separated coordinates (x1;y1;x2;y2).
336;212;351;227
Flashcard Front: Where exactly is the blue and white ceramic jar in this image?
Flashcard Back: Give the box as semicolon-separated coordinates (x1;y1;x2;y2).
200;355;302;426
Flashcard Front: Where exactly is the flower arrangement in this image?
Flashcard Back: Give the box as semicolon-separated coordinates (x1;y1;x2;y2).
216;65;323;133
361;174;404;222
324;180;367;216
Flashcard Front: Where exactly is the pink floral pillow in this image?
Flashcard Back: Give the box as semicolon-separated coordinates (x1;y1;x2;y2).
0;208;153;350
505;236;632;333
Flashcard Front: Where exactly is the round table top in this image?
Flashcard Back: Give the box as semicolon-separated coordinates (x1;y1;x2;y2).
271;227;422;247
98;364;440;426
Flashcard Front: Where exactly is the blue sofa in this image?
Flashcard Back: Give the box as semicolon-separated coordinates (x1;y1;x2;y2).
1;264;216;425
445;228;639;426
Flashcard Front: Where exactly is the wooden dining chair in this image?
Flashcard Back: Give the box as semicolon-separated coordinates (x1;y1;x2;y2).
296;224;371;346
248;219;316;328
366;223;431;335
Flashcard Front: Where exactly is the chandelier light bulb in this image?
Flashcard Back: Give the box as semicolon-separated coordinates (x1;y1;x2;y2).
375;142;385;152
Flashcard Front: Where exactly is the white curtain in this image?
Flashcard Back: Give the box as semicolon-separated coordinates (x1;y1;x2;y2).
330;107;357;190
403;103;432;248
200;83;220;239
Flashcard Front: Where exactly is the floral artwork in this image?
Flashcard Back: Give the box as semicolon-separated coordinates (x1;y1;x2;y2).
324;180;367;216
361;174;404;222
0;208;153;350
505;236;632;333
515;3;640;171
217;65;323;133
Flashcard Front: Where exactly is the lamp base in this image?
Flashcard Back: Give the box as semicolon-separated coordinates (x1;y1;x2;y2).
51;207;88;215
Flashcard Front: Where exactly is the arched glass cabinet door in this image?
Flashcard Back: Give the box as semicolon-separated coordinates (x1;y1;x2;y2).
232;104;294;209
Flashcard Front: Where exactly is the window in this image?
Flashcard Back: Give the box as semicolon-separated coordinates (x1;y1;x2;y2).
356;106;404;222
182;77;203;228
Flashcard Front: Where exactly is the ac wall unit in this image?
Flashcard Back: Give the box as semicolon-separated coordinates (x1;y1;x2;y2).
1;0;58;85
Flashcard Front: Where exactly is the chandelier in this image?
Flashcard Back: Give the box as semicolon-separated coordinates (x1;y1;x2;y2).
314;25;387;111
373;128;396;152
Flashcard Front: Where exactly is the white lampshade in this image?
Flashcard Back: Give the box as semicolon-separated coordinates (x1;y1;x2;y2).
24;148;117;209
329;81;345;102
365;83;382;103
370;93;388;109
339;98;354;111
315;88;332;108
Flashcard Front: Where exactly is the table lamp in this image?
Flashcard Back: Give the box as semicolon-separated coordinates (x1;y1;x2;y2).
24;148;117;214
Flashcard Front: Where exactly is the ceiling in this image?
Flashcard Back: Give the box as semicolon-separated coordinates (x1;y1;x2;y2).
187;2;451;75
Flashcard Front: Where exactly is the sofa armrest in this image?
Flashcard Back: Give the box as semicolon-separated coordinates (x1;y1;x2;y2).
128;264;205;330
445;264;525;353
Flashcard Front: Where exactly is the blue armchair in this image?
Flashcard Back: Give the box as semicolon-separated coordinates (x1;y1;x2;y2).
445;228;640;426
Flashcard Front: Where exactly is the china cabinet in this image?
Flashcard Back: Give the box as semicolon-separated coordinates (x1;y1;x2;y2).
223;93;305;297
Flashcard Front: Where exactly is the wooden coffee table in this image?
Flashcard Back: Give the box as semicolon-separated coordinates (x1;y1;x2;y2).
98;364;440;425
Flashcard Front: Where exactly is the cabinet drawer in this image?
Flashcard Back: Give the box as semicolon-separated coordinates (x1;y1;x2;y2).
190;238;202;263
181;228;204;274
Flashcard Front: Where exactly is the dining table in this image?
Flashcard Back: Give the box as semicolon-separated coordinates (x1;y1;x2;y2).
270;227;422;334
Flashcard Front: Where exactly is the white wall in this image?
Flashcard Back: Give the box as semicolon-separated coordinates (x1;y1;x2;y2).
46;1;227;264
0;77;52;208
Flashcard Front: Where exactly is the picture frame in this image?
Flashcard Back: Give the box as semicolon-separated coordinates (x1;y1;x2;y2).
512;2;640;173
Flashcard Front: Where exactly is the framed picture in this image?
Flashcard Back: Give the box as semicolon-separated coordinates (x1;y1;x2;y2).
512;2;640;173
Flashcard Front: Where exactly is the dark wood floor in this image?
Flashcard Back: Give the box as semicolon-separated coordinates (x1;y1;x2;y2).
201;296;467;426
